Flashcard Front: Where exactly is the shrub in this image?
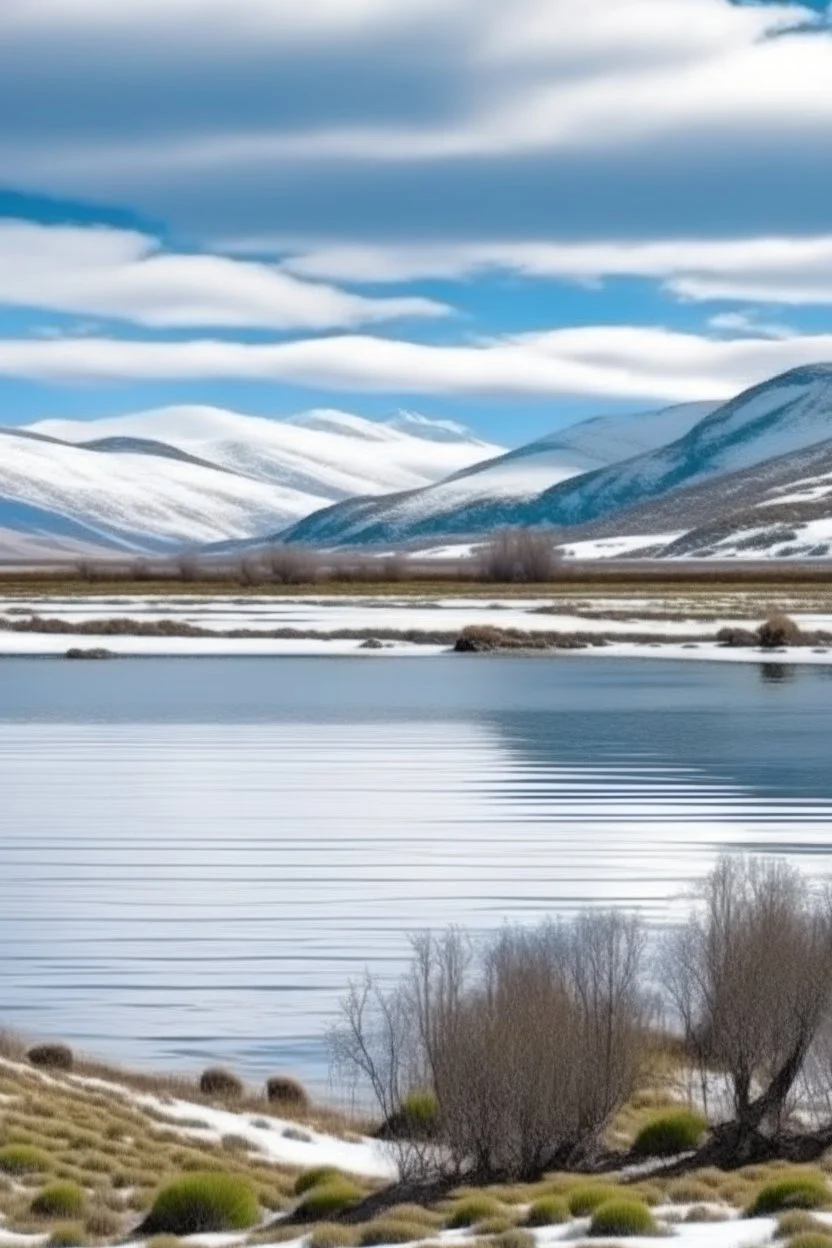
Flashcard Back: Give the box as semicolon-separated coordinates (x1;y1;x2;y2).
359;1219;431;1245
199;1068;243;1099
144;1173;260;1234
568;1187;620;1217
309;1224;359;1248
776;1213;826;1238
266;1076;309;1108
31;1183;86;1219
220;1134;252;1153
748;1176;830;1216
447;1196;505;1228
758;614;803;649
633;1109;708;1157
0;1144;52;1175
297;1182;362;1220
27;1044;73;1071
295;1168;343;1197
526;1197;570;1227
47;1225;89;1248
589;1200;658;1237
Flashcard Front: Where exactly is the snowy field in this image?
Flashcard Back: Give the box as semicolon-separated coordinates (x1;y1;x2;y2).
2;592;832;661
1;591;832;662
0;1056;801;1248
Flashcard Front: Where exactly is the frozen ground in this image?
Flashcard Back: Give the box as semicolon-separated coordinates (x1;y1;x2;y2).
2;592;832;660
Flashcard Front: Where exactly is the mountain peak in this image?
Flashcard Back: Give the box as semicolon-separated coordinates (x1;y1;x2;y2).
382;409;485;445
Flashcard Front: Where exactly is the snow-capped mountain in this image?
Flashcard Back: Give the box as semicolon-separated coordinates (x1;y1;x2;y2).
0;407;502;554
285;366;832;549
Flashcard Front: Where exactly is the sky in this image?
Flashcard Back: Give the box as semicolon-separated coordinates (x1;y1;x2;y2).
1;0;832;446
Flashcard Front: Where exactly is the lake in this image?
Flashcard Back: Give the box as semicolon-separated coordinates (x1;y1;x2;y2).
2;654;832;1092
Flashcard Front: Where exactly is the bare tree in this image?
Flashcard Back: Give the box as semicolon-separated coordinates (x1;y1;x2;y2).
477;529;562;583
661;857;832;1163
177;552;201;582
331;916;648;1182
267;545;320;585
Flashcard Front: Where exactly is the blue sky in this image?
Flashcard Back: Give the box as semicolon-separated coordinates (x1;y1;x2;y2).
1;0;832;447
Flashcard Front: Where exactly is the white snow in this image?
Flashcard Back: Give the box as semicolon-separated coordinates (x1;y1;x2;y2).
559;533;685;559
2;593;832;662
29;406;502;507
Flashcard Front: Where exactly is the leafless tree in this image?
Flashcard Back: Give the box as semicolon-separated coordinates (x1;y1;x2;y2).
266;545;320;585
177;552;201;582
477;529;562;583
331;916;649;1181
660;857;832;1163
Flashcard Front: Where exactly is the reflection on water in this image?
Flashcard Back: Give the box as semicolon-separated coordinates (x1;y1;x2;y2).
1;655;832;1087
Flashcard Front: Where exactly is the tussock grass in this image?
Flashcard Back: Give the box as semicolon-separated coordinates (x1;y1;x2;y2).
633;1109;707;1157
775;1213;827;1238
143;1172;260;1234
31;1182;86;1219
46;1222;89;1247
748;1175;831;1216
588;1200;658;1237
568;1186;621;1217
295;1167;345;1197
665;1179;713;1205
308;1223;360;1248
526;1196;570;1226
0;1143;52;1174
447;1195;506;1228
297;1180;363;1219
358;1219;431;1245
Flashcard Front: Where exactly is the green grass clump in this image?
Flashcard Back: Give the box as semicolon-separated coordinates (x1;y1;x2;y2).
0;1144;52;1175
295;1167;344;1197
568;1186;620;1217
447;1196;505;1228
526;1196;570;1227
297;1181;362;1220
308;1223;359;1248
776;1214;827;1238
748;1175;830;1216
589;1200;658;1238
401;1091;439;1135
633;1109;708;1158
359;1219;430;1245
31;1183;86;1219
144;1173;260;1234
47;1224;89;1248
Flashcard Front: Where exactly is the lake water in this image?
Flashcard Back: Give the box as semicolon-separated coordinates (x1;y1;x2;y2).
3;654;832;1093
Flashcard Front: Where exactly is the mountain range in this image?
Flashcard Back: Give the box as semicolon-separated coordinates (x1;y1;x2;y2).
4;364;832;560
0;408;501;557
284;365;832;560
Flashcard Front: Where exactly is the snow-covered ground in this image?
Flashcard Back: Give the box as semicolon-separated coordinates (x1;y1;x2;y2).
2;592;832;661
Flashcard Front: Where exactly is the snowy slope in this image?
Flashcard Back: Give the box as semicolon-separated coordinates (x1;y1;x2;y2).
286;366;832;548
0;430;324;551
32;406;501;503
283;400;720;546
1;407;501;555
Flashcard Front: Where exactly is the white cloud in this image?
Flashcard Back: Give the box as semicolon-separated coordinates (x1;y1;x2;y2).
278;235;832;307
0;0;826;201
0;220;447;330
0;324;829;404
708;311;794;339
